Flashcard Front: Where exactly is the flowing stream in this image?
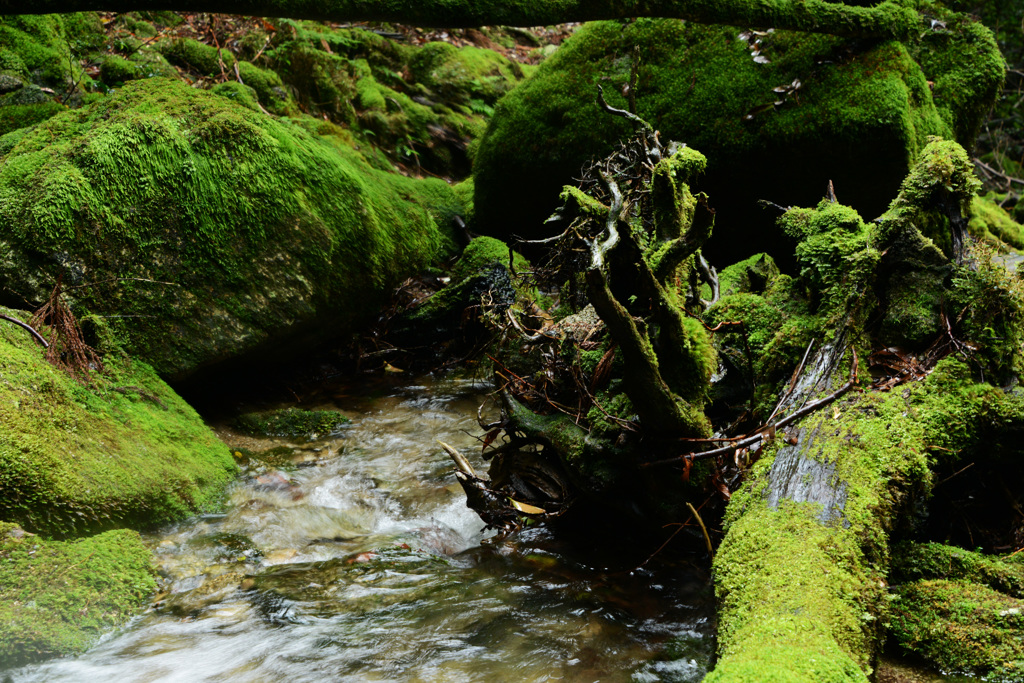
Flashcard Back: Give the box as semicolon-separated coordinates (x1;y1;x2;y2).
8;374;715;682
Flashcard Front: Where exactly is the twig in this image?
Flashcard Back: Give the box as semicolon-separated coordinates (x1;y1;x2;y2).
973;157;1024;187
934;461;975;488
765;338;816;424
596;84;653;132
642;347;858;467
0;314;49;348
63;277;180;290
687;501;714;558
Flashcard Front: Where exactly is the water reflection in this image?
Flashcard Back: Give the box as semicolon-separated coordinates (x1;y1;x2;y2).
8;376;714;683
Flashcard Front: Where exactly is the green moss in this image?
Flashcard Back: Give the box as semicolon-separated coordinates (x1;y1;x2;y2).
236;60;295;115
0;524;156;668
710;351;1024;680
0;16;74;87
0;305;237;536
877;270;945;347
708;502;874;683
99;54;145;86
891;542;1024;597
875;137;982;254
889;579;1024;680
969;192;1024;249
408;41;527;106
0;78;461;378
158;37;236;77
706;280;819;419
450;236;530;283
0;99;64;136
474;17;998;251
716;253;780;298
781;201;880;323
210;80;261;112
234;408;350;439
947;246;1024;381
910;16;1006;145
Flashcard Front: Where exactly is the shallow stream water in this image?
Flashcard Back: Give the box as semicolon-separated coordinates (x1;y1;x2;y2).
8;374;715;683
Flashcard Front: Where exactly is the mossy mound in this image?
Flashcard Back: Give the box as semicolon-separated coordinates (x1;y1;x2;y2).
0;306;236;537
0;522;156;669
0;78;462;379
970;193;1024;249
473;16;1002;261
388;236;526;348
891;542;1024;598
256;20;532;176
0;14;105;136
234;408;350;439
889;579;1024;680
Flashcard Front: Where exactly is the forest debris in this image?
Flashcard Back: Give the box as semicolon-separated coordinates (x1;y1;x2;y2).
28;279;103;381
0;314;49;348
642;346;859;467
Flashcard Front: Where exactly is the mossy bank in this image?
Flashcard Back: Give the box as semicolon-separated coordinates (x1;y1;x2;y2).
0;305;236;536
0;523;156;668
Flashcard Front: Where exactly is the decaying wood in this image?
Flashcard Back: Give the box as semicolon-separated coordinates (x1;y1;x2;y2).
641;345;858;467
0;313;49;348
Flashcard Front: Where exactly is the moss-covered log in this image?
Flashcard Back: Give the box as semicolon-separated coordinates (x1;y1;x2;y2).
0;0;926;38
710;357;1024;682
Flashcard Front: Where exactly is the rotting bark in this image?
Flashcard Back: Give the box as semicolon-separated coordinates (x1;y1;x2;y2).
0;0;926;39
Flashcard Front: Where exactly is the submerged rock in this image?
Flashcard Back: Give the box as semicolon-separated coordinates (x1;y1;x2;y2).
0;78;463;379
234;408;350;439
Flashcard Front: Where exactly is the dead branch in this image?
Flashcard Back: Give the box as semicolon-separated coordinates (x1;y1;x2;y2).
641;347;858;467
0;314;49;348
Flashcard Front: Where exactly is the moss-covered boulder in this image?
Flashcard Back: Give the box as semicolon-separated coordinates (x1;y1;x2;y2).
888;579;1024;680
0;14;105;136
0;78;463;379
234;407;350;439
0;522;156;668
0;306;236;536
473;17;1002;260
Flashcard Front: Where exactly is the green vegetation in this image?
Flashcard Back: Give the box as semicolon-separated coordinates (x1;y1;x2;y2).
234;407;350;439
711;356;1024;681
0;78;461;379
0;522;156;668
889;579;1024;680
473;15;1002;258
0;305;237;536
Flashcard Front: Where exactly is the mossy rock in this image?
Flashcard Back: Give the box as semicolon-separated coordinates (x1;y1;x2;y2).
0;523;156;668
717;252;780;298
157;37;236;77
891;542;1024;598
99;54;145;86
889;579;1024;680
473;17;1002;262
234;408;350;439
0;306;237;536
970;193;1024;249
0;78;463;379
450;235;531;282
